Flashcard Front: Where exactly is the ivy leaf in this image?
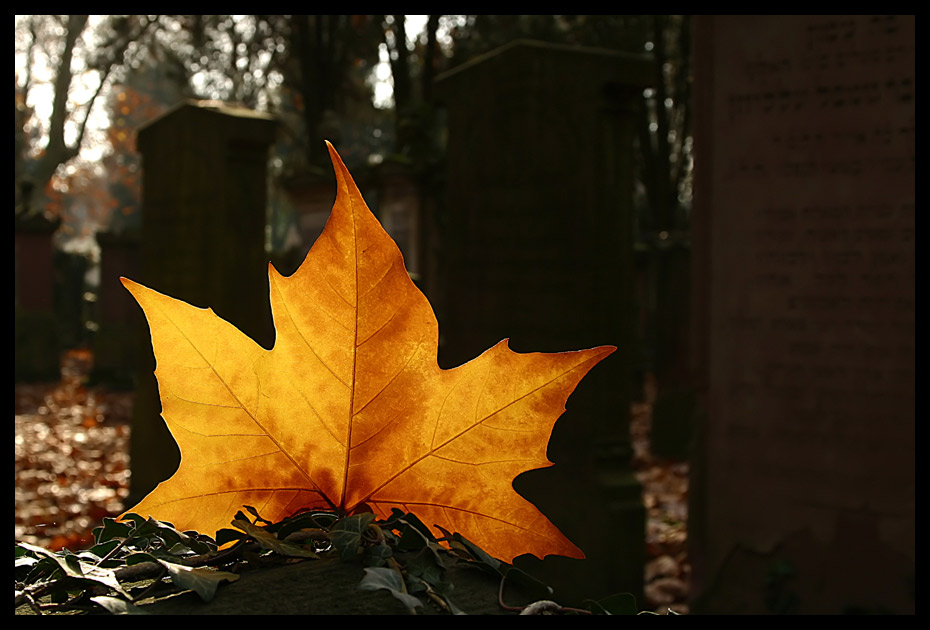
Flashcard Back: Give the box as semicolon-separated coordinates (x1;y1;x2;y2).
93;517;134;545
394;512;440;553
358;566;423;610
405;546;446;588
125;552;162;566
242;505;273;526
120;515;212;555
16;542;131;599
230;518;319;558
364;542;393;567
85;539;122;565
329;513;376;561
160;560;239;603
91;595;150;615
446;531;501;573
119;141;614;563
17;542;83;579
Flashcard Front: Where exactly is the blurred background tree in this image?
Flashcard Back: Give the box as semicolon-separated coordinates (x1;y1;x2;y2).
14;15;157;220
15;14;691;222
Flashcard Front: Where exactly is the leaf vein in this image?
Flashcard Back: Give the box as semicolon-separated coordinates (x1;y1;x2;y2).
357;276;408;347
154;297;334;510
142;487;329;509
428;453;536;465
272;272;351;390
288;372;344;447
353;358;593;510
358;255;397;301
376;501;555;541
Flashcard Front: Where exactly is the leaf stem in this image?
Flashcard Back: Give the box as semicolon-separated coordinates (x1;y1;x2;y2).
130;563;168;604
95;535;132;566
386;556;418;615
497;575;523;612
497;572;591;615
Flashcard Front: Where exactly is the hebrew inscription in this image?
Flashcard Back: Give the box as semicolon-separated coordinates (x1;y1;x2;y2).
703;14;914;571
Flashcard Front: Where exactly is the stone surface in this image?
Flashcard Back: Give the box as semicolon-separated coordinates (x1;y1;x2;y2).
689;15;915;614
93;230;140;387
15;553;550;616
137;554;542;615
14;213;62;382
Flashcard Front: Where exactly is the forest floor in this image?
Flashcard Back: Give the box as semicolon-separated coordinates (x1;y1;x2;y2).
14;349;690;614
631;375;691;614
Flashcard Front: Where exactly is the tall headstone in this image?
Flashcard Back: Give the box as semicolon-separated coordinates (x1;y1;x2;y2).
434;40;652;603
690;16;914;614
14;212;62;381
93;230;140;386
129;101;277;504
278;168;337;273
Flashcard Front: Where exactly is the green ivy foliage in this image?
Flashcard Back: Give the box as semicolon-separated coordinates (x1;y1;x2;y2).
15;508;657;615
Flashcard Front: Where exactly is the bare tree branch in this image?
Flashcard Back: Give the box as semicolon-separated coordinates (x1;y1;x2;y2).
16;15;160;216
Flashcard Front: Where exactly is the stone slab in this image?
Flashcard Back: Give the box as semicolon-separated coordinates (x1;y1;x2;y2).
690;15;914;614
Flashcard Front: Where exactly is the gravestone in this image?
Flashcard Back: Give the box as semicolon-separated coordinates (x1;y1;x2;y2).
690;16;914;613
434;40;652;604
128;101;277;505
15;212;62;381
370;159;422;280
93;230;140;387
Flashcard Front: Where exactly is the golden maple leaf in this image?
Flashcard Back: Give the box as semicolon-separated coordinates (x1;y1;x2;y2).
120;142;615;562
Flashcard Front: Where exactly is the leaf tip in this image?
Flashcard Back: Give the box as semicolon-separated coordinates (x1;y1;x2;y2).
119;276;143;299
324;140;362;204
324;139;342;166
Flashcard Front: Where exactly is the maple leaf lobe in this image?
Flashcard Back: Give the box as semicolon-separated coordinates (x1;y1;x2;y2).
119;141;615;563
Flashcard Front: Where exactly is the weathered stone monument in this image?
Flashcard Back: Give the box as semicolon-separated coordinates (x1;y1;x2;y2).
14;212;62;381
690;16;914;613
434;40;652;603
129;101;277;504
93;230;140;387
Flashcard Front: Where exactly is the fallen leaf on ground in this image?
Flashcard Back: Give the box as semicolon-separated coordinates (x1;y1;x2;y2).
14;355;132;552
120;142;614;563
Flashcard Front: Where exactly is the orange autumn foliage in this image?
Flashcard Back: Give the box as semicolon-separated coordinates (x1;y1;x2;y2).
120;142;615;563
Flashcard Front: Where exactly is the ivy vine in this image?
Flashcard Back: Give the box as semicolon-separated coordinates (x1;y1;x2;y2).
15;508;667;615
